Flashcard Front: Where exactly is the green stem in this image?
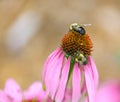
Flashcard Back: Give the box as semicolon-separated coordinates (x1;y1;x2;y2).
67;57;75;83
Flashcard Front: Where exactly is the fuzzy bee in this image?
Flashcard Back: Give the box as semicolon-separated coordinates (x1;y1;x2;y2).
73;51;88;65
69;23;86;35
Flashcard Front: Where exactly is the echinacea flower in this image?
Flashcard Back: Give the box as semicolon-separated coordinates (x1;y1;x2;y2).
0;78;48;102
23;81;48;101
96;80;120;102
42;23;99;102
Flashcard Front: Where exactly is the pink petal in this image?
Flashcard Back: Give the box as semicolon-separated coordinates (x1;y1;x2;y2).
72;63;81;102
0;90;10;102
55;57;70;102
42;48;61;83
81;80;89;102
49;54;64;99
44;49;63;95
84;65;96;102
63;88;72;102
81;78;87;94
88;56;99;87
24;82;47;101
4;78;22;102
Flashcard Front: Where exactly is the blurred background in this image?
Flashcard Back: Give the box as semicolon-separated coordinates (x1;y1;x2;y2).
0;0;120;89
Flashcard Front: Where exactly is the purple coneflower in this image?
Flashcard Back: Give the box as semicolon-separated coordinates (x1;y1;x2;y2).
0;78;48;102
42;23;99;102
96;80;120;102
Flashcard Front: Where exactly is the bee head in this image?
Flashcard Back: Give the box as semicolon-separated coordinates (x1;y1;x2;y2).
69;23;86;35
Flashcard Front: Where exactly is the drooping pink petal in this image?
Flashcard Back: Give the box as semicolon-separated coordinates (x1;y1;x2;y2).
72;63;81;102
81;78;87;94
49;54;64;99
63;88;72;102
44;49;63;95
84;65;96;102
44;48;62;92
4;78;22;102
88;56;99;87
80;79;88;102
23;82;47;101
42;48;61;83
55;57;70;102
0;90;10;102
96;81;120;102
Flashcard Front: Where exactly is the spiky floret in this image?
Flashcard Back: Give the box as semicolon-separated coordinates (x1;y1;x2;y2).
61;29;93;57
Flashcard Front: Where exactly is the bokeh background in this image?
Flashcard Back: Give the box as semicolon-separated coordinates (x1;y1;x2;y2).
0;0;120;89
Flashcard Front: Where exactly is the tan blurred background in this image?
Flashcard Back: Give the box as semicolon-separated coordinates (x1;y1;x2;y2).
0;0;120;89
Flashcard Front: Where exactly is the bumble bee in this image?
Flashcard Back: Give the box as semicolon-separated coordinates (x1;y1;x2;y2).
73;51;88;65
69;23;86;35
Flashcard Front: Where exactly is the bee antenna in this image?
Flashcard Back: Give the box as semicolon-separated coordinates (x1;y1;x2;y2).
80;24;92;27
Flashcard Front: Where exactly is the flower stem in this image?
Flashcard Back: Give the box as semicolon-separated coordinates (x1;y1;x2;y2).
67;57;75;83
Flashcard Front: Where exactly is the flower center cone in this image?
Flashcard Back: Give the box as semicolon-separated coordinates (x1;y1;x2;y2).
61;32;93;56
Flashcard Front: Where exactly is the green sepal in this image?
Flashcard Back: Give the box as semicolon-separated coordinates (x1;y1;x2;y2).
65;53;69;59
